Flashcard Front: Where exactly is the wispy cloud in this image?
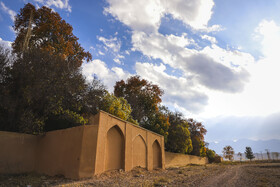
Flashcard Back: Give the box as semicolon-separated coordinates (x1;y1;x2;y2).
98;36;121;53
0;1;16;22
33;0;71;12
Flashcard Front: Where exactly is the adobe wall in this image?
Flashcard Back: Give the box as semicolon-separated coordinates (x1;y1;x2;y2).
0;111;165;179
78;115;99;178
165;152;208;167
93;111;165;175
36;125;85;179
0;131;37;174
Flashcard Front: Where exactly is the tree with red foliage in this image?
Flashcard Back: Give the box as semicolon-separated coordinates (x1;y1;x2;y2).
12;3;91;68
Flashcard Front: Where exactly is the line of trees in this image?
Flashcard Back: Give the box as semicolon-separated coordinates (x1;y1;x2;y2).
0;3;216;158
223;146;280;161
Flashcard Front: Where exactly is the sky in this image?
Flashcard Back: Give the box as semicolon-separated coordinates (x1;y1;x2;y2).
1;0;280;152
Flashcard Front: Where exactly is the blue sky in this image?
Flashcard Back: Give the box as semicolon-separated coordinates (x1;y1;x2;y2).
1;0;280;152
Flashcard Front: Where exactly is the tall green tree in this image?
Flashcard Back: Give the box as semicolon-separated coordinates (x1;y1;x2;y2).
0;3;100;134
100;93;138;125
13;3;91;68
188;118;207;156
0;49;88;133
245;147;255;161
206;148;216;163
165;111;192;154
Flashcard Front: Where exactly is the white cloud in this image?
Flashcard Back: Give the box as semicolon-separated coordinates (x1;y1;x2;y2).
199;19;280;118
201;35;217;44
104;0;164;33
201;44;255;69
98;36;121;53
132;31;251;93
135;62;208;113
104;0;280;118
0;38;12;49
131;32;195;67
105;0;219;32
113;58;121;64
82;59;131;92
98;51;105;56
33;0;71;12
161;0;215;30
113;54;125;64
254;20;280;59
0;2;16;21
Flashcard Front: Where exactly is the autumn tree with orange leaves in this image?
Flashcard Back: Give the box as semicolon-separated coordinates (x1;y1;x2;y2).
114;76;163;123
114;76;169;140
12;3;91;68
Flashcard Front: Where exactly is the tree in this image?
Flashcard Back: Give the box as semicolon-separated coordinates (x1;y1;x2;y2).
80;78;108;116
100;93;138;125
0;49;88;133
114;76;169;140
0;3;99;134
141;110;170;141
245;147;255;161
0;44;13;83
13;3;91;68
114;75;163;124
223;145;234;161
265;149;271;160
165;111;192;154
188;118;207;156
237;152;242;162
206;149;216;163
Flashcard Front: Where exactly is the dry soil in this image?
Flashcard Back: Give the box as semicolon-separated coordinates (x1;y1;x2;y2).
0;162;280;187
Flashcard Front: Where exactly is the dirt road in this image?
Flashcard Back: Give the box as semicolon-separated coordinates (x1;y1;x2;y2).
1;162;280;186
193;163;280;187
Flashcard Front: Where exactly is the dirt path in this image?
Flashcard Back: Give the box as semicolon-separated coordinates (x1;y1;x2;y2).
199;165;242;187
1;162;280;186
196;163;280;187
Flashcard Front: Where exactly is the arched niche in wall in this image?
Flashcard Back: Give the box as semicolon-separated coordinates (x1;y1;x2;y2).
132;135;147;168
105;125;125;171
152;139;162;169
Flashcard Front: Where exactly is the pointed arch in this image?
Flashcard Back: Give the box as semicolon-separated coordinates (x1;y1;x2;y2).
152;139;162;169
132;135;147;168
105;125;125;171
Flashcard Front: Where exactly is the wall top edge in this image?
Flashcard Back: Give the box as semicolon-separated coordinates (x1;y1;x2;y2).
98;110;164;138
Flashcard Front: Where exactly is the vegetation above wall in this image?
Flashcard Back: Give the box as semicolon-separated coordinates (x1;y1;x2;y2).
0;3;217;158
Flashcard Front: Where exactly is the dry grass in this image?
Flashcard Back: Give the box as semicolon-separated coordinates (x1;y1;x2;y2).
0;162;279;187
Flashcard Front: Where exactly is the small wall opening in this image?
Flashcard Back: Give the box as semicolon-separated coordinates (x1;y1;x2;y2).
132;135;147;168
152;140;162;169
105;125;125;171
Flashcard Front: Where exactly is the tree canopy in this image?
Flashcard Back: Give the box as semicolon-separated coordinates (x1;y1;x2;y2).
114;75;163;124
114;76;169;139
245;147;255;161
165;111;192;154
188;118;207;156
100;93;138;125
0;48;87;133
223;145;235;161
13;3;91;68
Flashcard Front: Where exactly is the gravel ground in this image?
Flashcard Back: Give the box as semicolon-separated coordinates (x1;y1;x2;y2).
0;162;279;187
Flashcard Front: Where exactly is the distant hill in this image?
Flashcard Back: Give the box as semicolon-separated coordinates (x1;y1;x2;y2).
208;139;280;155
